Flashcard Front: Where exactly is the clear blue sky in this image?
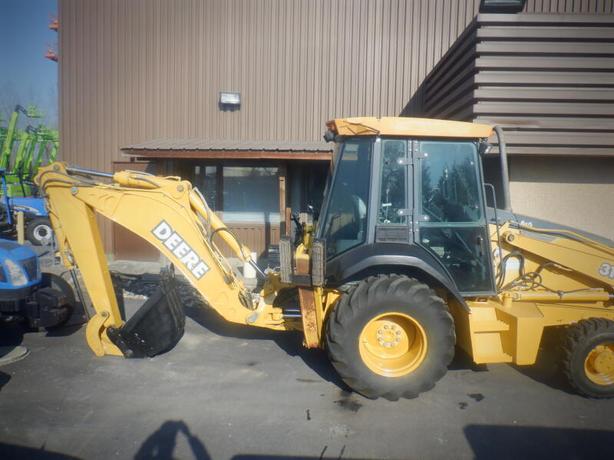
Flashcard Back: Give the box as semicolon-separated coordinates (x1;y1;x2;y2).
0;0;58;127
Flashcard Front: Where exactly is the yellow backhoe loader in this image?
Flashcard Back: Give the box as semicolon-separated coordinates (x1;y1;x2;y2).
35;117;614;400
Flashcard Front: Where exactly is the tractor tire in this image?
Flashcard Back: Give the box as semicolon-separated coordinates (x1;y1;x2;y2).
24;273;78;332
325;275;455;400
26;217;53;246
41;272;78;330
563;318;614;398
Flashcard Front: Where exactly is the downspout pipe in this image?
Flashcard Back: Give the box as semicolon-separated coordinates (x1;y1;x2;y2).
493;125;512;212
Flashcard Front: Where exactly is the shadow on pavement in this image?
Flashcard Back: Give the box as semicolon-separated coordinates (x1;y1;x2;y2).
510;327;575;395
135;420;210;460
135;420;372;460
118;272;350;390
0;370;10;390
0;443;81;460
448;346;489;372
1;321;83;341
0;323;24;347
184;303;351;392
124;273;498;393
122;273;494;393
464;424;612;460
44;324;84;338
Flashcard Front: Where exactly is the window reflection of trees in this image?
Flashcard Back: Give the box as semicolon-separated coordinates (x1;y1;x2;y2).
419;142;492;292
379;141;406;224
422;149;480;223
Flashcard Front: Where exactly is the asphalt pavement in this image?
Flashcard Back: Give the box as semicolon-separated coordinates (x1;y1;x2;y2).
1;294;613;459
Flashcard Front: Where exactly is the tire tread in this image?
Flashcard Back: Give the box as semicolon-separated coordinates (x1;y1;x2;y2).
326;275;455;400
562;318;614;399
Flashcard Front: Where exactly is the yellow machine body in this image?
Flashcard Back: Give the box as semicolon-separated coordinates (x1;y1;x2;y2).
457;222;614;366
36;162;614;366
34;117;614;398
326;117;493;138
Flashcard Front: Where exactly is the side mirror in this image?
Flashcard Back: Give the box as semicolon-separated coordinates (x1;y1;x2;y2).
323;129;335;143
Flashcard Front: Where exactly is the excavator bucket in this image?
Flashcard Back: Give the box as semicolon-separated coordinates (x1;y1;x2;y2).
107;270;185;358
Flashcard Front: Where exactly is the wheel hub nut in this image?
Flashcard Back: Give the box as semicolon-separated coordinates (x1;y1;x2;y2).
594;348;614;374
375;323;402;348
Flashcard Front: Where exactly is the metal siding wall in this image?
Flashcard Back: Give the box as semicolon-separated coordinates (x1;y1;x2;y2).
59;0;607;250
525;0;614;12
60;0;493;171
59;0;613;167
407;13;614;156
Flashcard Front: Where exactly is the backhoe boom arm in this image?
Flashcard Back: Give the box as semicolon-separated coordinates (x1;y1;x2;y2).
35;163;285;357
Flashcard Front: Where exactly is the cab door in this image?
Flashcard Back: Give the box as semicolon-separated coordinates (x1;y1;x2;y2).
374;139;412;244
413;140;495;295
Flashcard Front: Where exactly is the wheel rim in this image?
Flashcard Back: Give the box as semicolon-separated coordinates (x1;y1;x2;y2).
584;342;614;386
34;224;51;242
358;312;428;378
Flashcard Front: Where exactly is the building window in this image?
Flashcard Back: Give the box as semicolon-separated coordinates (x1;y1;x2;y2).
193;165;217;210
222;166;280;224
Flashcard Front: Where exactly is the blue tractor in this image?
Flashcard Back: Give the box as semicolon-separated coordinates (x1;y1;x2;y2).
8;195;53;246
0;239;81;329
0;169;53;246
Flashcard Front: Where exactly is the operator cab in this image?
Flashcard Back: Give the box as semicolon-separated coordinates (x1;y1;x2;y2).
317;117;496;296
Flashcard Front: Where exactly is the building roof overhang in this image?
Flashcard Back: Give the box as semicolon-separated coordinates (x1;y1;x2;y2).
121;139;332;161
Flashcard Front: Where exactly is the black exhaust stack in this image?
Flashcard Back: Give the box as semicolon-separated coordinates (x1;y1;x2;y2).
494;125;512;212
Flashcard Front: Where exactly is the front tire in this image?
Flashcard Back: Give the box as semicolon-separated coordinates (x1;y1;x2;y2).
26;217;53;246
326;275;455;400
563;318;614;398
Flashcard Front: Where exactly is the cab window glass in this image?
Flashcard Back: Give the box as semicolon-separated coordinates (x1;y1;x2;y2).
417;141;492;293
420;142;482;224
378;140;407;225
321;138;372;258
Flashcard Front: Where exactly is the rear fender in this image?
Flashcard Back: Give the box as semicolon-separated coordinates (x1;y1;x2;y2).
326;248;468;311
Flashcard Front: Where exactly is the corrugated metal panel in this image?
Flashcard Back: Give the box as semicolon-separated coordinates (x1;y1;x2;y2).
60;0;611;169
60;0;486;249
59;0;610;250
59;0;493;174
404;12;614;157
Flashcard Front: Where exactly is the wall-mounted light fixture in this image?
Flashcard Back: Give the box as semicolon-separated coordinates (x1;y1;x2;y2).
479;0;526;13
219;91;241;111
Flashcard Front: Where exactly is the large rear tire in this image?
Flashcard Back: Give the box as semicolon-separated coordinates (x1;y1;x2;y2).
563;318;614;398
325;275;455;400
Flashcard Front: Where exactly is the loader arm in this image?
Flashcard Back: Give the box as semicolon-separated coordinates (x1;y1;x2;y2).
35;162;286;357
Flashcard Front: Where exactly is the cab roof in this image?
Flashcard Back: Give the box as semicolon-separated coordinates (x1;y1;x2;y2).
326;117;493;139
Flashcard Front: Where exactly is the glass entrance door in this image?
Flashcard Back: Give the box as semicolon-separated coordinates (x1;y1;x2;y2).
415;140;495;294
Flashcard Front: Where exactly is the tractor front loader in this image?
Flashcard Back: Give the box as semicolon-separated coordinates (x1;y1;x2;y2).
35;117;614;400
